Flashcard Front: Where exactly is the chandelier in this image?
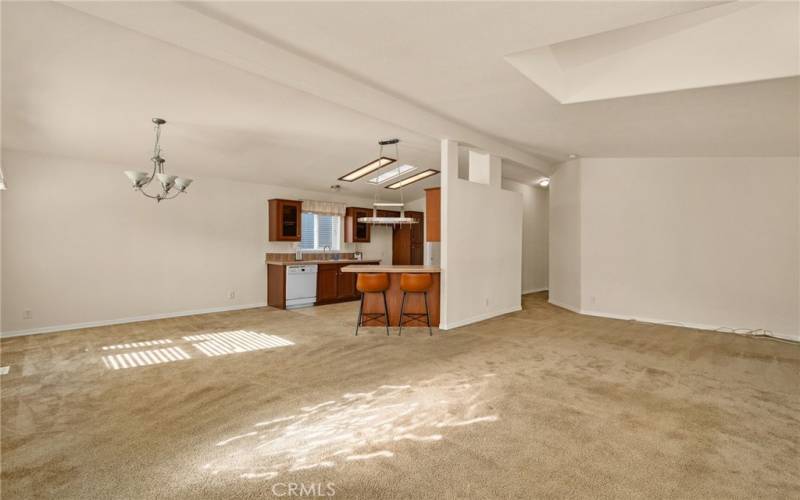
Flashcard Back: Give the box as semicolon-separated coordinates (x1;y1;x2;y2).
124;118;193;202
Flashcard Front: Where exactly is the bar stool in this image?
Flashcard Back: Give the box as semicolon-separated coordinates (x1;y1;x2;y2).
355;273;390;336
399;273;433;336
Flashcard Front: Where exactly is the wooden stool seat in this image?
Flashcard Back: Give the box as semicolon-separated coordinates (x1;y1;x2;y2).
355;273;390;336
357;273;390;293
399;273;433;336
400;273;433;293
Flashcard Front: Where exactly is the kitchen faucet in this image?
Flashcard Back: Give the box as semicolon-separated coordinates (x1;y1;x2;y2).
323;245;331;260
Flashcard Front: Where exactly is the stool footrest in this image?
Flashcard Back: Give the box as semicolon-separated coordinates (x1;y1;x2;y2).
398;290;433;336
355;290;390;336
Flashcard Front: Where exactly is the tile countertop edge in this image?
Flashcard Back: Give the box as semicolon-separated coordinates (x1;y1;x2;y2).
341;265;442;273
266;259;382;266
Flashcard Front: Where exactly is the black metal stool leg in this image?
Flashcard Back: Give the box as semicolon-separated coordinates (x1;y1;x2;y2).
382;291;390;336
399;291;407;336
423;291;432;336
355;293;364;336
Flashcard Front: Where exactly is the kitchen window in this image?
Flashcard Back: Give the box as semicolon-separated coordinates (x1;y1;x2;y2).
300;213;341;251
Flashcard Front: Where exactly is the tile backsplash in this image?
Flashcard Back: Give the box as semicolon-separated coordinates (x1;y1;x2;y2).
266;252;357;263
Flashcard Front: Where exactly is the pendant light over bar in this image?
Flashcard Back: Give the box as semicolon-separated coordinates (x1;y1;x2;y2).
338;138;399;182
385;169;439;189
358;201;418;225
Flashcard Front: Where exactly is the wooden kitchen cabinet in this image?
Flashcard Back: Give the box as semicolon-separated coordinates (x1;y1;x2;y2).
267;264;286;308
268;199;303;241
316;264;339;303
392;211;424;265
316;262;378;305
337;270;356;299
410;211;424;244
425;188;440;242
345;207;371;243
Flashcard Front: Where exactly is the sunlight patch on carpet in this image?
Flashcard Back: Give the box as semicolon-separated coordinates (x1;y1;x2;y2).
204;374;499;479
101;339;173;350
101;347;191;369
184;331;294;357
99;331;294;369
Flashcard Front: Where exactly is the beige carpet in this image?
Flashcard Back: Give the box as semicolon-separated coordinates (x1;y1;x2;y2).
1;292;798;499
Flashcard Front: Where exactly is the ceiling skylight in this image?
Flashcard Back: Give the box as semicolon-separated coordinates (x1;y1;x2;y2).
367;164;416;184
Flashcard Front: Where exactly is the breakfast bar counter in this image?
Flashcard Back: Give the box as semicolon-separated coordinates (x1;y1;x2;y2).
341;264;441;274
341;265;441;327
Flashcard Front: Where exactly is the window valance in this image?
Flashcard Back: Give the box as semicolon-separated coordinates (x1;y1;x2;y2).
301;199;346;217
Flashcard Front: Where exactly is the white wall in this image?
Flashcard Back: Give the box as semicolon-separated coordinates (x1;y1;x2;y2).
0;149;392;336
441;140;523;329
548;159;582;310
502;179;548;294
550;156;800;340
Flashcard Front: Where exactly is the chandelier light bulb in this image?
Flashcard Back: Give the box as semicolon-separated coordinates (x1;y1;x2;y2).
124;170;150;188
174;177;193;192
156;173;177;191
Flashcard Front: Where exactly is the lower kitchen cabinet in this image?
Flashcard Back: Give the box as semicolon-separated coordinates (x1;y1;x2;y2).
316;262;376;305
268;261;379;309
316;264;339;303
337;269;356;299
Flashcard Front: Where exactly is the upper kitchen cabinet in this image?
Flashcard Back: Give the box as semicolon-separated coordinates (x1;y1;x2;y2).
345;207;371;243
425;187;440;242
268;199;303;241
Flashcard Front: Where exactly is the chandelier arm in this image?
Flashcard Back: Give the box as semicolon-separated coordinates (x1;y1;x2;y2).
138;159;159;188
138;189;162;200
161;190;182;201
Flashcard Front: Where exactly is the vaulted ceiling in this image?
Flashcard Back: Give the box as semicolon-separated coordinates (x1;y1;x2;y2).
2;1;798;199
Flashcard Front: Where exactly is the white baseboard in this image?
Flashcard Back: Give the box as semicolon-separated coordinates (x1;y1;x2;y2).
578;307;800;342
547;300;799;342
523;287;548;295
547;298;581;314
0;303;266;339
440;304;522;331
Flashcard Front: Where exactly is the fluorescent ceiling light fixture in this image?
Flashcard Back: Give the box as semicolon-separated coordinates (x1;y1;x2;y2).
367;164;416;184
385;169;439;190
339;157;396;182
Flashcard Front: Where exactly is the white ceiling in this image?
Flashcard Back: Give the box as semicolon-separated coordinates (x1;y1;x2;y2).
1;1;444;200
506;2;800;103
2;1;798;199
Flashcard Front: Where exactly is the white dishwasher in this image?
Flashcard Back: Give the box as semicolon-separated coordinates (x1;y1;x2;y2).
285;264;318;309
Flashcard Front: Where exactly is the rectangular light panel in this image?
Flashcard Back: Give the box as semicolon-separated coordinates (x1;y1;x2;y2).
339;157;396;182
385;169;439;190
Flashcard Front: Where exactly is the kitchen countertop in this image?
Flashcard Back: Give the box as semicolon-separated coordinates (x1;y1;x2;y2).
266;259;381;266
341;264;441;273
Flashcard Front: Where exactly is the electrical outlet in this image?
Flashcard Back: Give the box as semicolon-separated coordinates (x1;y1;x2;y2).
227;290;236;300
590;296;596;305
484;298;489;307
23;309;33;320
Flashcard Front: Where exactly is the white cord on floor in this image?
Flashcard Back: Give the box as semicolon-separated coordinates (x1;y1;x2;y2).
631;319;798;345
